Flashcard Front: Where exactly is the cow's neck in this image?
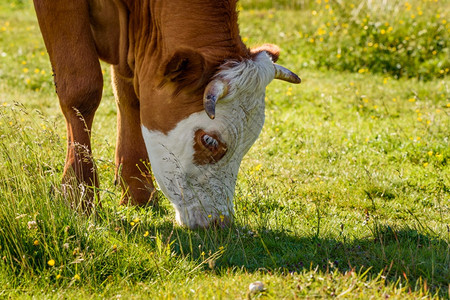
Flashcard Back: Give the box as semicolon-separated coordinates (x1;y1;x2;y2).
128;0;247;64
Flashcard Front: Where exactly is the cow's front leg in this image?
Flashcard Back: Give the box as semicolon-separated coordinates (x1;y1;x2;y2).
34;0;103;212
112;66;157;206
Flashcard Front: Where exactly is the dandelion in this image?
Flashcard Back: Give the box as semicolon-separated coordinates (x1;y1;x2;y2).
408;98;415;102
144;231;149;237
253;164;262;172
23;68;29;73
73;274;80;281
47;259;55;267
423;162;428;167
286;87;293;96
56;274;61;280
130;222;135;226
33;240;39;246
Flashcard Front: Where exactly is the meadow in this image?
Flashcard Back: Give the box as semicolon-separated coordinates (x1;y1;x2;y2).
0;0;449;298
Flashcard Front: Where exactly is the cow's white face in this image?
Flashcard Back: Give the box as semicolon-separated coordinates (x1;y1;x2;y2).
141;52;275;228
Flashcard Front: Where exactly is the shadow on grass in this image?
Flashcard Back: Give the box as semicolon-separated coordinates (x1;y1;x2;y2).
153;220;449;295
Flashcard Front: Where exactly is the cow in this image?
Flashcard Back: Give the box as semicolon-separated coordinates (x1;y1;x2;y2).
33;0;300;229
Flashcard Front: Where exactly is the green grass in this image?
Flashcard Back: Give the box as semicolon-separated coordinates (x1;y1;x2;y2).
1;0;449;298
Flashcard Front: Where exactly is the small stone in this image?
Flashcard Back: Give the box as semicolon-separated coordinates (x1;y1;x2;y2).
249;281;264;293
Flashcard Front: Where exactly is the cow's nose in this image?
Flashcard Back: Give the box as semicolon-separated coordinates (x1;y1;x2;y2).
211;214;232;228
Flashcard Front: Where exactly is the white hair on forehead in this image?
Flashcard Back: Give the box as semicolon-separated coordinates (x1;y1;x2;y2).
217;51;275;97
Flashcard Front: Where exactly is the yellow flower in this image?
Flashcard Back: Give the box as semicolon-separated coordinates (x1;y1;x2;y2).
56;274;61;280
408;98;415;102
23;68;29;73
130;222;135;226
33;240;39;246
47;259;55;267
144;231;149;237
423;162;428;167
133;217;140;223
73;274;80;280
219;246;224;250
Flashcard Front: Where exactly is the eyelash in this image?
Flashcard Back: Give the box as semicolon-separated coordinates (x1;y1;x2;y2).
203;134;218;148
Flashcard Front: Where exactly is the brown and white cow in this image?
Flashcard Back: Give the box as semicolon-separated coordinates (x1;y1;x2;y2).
33;0;300;229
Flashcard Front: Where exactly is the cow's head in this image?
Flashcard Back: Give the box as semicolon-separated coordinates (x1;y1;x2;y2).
140;45;300;229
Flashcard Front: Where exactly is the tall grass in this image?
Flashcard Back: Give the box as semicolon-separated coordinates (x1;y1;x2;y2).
241;0;449;80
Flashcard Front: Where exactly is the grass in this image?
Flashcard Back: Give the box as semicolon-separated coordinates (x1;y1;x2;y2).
1;0;449;298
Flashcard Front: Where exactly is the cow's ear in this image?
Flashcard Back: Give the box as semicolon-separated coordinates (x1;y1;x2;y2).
250;43;280;62
162;49;207;91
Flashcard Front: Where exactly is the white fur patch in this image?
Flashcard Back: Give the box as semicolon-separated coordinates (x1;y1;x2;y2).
141;52;275;229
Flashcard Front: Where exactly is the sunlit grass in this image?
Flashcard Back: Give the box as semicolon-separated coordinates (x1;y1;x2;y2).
0;0;449;298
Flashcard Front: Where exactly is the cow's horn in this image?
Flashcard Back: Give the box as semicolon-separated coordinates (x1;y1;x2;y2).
203;79;229;119
274;64;301;84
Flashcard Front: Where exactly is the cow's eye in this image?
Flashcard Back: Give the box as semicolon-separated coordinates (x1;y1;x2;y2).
202;134;218;148
193;129;227;165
